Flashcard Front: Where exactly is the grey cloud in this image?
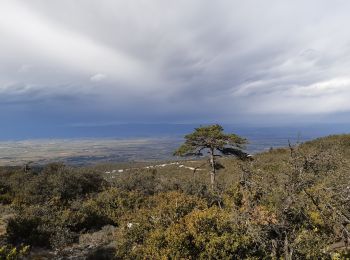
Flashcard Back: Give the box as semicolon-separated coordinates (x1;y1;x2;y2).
1;0;350;128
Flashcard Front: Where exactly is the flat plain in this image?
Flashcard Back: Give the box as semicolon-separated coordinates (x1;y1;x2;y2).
0;130;315;166
0;138;183;166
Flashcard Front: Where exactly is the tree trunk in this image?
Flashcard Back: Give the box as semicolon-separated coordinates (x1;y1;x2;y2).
271;239;277;258
284;235;293;260
209;149;216;189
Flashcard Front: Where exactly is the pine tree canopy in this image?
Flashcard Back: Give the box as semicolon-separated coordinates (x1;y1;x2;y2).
174;124;248;159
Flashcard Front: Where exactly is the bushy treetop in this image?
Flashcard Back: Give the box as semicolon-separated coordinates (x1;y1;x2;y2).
174;124;247;157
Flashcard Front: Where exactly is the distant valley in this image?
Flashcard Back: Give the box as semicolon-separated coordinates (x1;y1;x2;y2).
1;124;350;166
0;138;182;166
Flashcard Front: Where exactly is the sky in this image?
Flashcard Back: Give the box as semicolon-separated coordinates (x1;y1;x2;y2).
1;0;350;139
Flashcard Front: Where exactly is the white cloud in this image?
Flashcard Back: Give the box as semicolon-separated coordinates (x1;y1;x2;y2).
18;64;33;73
90;73;106;82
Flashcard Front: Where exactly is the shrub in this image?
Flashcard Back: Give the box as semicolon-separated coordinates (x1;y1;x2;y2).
0;244;30;260
6;215;51;248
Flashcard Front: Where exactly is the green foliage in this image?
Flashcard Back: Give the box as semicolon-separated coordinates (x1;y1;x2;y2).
0;163;106;205
63;188;144;232
174;124;247;156
165;207;264;259
115;191;207;258
0;244;29;260
174;124;248;189
6;211;51;247
116;205;266;259
114;169;158;195
1;134;350;258
0;163;107;250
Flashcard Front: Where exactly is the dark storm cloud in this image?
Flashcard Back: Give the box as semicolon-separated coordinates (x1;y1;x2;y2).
1;0;350;130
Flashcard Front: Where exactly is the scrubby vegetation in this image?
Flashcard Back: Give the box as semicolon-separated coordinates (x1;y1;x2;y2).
0;134;350;259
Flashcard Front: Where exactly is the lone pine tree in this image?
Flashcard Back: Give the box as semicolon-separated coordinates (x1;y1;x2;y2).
174;124;249;189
